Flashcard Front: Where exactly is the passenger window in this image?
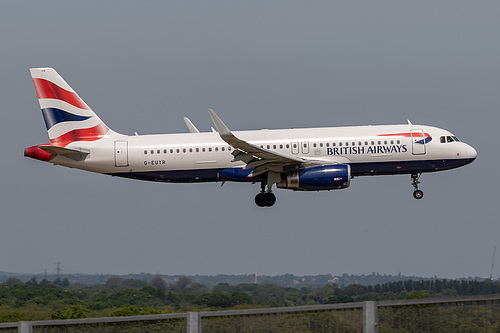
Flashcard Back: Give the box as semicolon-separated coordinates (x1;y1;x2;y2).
397;140;400;144
313;143;317;148
390;140;394;145
196;148;199;152
164;149;167;154
345;142;349;146
144;150;147;155
209;148;212;152
267;145;270;149
339;142;342;147
352;142;355;146
151;150;154;154
170;149;173;153
326;143;329;147
365;141;368;145
157;150;160;154
358;142;362;146
222;147;225;151
273;145;276;149
188;148;192;153
286;144;290;148
215;147;219;152
280;144;283;149
293;144;297;148
371;141;375;145
176;149;180;153
183;149;186;153
320;143;323;147
202;148;206;152
378;141;381;145
384;141;387;145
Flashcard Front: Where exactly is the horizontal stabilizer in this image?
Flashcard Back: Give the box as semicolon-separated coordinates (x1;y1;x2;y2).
39;145;89;161
39;145;89;155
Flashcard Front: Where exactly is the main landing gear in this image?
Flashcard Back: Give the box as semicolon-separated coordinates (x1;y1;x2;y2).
255;182;277;207
411;172;424;200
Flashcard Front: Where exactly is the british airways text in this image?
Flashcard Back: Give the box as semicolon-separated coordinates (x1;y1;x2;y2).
327;145;408;156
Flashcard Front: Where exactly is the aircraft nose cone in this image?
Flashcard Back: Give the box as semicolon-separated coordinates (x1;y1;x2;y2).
466;145;477;160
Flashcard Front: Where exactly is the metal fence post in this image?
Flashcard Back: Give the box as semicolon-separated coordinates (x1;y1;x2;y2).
18;322;32;333
187;312;201;333
363;301;378;333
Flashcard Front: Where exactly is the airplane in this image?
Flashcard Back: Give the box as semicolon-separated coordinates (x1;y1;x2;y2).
25;68;477;207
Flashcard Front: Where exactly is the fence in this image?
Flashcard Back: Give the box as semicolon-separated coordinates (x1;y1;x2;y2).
0;294;499;332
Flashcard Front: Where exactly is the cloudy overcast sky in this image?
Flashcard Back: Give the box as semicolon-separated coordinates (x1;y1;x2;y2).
1;1;498;279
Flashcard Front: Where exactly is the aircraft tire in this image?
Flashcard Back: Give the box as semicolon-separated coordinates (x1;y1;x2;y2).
413;190;424;200
255;193;265;207
262;193;276;207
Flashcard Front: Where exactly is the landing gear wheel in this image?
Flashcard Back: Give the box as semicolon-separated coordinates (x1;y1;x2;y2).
413;190;424;200
410;172;424;200
262;192;276;207
255;181;277;207
255;193;265;207
255;192;276;207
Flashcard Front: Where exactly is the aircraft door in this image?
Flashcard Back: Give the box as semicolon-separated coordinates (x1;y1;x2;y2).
291;142;299;154
301;141;309;154
411;129;426;155
114;140;129;167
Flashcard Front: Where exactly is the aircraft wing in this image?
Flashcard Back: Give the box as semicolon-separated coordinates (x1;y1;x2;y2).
208;109;305;177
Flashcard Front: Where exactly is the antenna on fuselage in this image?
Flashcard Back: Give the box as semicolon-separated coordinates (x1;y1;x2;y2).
407;119;413;125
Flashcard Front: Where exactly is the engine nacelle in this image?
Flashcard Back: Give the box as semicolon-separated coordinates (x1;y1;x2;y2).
277;164;351;191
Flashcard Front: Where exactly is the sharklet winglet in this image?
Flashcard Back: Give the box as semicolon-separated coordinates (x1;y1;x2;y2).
183;117;200;133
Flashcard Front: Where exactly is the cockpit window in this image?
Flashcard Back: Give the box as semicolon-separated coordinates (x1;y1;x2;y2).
441;135;460;143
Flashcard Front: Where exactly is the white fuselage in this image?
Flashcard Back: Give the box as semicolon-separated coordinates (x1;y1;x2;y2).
51;123;476;183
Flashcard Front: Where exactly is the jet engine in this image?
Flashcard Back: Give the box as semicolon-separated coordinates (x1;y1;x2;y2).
277;164;351;191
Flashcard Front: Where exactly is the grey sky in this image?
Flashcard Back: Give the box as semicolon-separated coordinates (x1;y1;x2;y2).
1;1;498;279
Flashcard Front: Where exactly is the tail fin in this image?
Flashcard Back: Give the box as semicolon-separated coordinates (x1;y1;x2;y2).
30;68;118;146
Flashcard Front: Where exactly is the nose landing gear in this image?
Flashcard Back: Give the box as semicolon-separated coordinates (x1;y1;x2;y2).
411;172;423;199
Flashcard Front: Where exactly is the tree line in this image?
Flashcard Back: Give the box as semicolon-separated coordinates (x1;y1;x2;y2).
0;276;499;322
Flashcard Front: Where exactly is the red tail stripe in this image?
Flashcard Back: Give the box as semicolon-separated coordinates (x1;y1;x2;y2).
50;124;108;146
33;78;89;110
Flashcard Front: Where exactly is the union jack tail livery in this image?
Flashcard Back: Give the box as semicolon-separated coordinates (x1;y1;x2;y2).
30;68;117;146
